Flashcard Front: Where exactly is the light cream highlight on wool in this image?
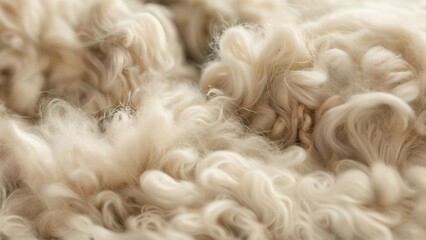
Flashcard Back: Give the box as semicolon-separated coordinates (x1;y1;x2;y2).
1;0;426;239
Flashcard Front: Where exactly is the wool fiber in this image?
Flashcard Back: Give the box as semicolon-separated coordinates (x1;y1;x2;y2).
1;0;426;239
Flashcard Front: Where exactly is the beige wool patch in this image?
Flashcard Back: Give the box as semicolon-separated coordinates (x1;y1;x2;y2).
0;0;426;239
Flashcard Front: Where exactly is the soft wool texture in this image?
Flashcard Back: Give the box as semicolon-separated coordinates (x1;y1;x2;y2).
1;0;426;239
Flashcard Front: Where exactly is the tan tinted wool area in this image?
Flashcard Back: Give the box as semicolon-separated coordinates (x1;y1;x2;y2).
0;0;426;239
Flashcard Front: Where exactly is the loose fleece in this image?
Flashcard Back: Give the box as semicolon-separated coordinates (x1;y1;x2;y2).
0;0;426;239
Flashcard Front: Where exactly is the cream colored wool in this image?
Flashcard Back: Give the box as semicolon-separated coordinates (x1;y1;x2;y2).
1;0;426;239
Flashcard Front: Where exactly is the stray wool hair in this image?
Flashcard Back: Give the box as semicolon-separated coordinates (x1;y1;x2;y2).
1;0;426;239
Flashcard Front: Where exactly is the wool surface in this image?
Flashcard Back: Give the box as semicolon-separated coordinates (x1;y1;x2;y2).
1;0;426;239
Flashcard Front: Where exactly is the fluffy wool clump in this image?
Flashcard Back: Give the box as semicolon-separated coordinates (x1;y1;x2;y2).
1;0;426;239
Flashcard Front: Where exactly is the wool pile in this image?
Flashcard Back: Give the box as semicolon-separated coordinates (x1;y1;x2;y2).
1;0;426;239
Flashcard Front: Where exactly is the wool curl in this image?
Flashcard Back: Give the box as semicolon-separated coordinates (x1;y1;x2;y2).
1;0;426;240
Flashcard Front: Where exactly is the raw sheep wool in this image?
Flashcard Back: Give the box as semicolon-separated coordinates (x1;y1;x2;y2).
1;0;426;239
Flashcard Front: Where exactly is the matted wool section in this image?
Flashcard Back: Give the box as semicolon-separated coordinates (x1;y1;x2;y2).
1;0;426;239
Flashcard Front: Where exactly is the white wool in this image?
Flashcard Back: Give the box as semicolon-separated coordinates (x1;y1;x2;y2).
1;0;426;239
